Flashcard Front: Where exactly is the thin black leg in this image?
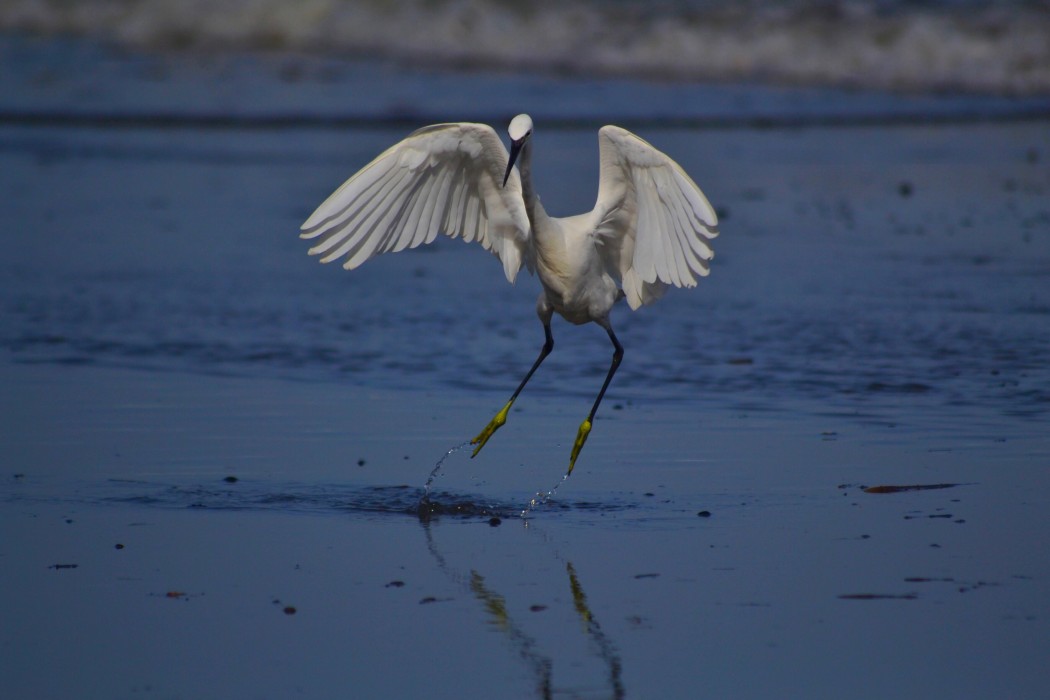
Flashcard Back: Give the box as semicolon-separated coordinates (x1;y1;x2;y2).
472;322;555;456
511;322;554;402
569;325;624;473
588;327;624;421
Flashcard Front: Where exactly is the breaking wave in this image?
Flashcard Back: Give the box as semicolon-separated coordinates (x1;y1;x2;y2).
2;0;1049;94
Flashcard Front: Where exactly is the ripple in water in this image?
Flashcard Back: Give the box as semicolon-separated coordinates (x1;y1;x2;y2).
97;477;634;521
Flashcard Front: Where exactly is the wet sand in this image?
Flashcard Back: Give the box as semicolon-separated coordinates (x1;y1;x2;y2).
3;37;1050;699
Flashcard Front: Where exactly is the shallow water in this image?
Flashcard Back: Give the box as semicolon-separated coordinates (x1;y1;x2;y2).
5;361;1048;698
3;112;1047;422
2;36;1050;699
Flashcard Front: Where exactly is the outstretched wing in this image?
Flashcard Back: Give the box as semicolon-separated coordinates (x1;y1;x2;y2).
592;125;719;310
300;123;532;283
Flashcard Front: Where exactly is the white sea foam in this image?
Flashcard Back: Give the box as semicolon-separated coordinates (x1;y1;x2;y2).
2;0;1049;94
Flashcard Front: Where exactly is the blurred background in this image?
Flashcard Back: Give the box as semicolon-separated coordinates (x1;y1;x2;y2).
2;0;1049;94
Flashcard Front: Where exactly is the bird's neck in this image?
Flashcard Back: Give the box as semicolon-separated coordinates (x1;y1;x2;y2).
517;142;547;224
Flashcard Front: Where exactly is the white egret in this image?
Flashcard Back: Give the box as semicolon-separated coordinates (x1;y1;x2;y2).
300;114;719;473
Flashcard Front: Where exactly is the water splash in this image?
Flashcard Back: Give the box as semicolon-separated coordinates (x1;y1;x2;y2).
11;473;640;523
418;440;472;518
419;441;574;520
520;471;571;519
422;440;471;496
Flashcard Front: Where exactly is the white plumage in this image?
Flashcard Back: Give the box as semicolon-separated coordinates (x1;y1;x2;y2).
300;113;719;473
301;122;532;284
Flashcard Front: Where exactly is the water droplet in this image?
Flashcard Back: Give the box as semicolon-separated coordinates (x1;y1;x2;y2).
519;472;570;518
422;441;470;500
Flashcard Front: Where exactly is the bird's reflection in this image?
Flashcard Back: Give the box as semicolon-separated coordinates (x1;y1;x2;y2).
421;521;625;699
469;569;554;698
567;562;625;698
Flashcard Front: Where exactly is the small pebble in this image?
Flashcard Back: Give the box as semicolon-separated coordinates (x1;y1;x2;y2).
697;510;711;518
487;517;502;527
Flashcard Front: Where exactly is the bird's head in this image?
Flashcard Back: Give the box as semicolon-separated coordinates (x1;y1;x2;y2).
503;114;533;187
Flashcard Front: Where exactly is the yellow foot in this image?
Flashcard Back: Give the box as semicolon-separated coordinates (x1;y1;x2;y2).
567;419;592;475
471;399;514;457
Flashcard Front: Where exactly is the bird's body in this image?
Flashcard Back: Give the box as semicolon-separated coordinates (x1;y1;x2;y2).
523;201;621;329
301;114;719;473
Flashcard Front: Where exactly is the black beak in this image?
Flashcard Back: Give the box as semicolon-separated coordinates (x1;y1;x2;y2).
503;139;523;188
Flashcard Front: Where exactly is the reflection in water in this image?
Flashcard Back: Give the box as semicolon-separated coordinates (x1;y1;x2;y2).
567;562;625;699
423;523;625;699
469;570;553;699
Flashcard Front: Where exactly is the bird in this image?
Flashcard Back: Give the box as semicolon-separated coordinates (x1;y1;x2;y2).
300;114;719;474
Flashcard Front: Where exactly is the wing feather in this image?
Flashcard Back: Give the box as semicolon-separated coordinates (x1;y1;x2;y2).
394;173;433;252
466;193;482;243
343;169;418;268
593;125;719;309
658;168;705;281
661;196;692;285
423;167;454;246
306;157;395;238
301;123;531;283
314;162;409;260
416;167;447;244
